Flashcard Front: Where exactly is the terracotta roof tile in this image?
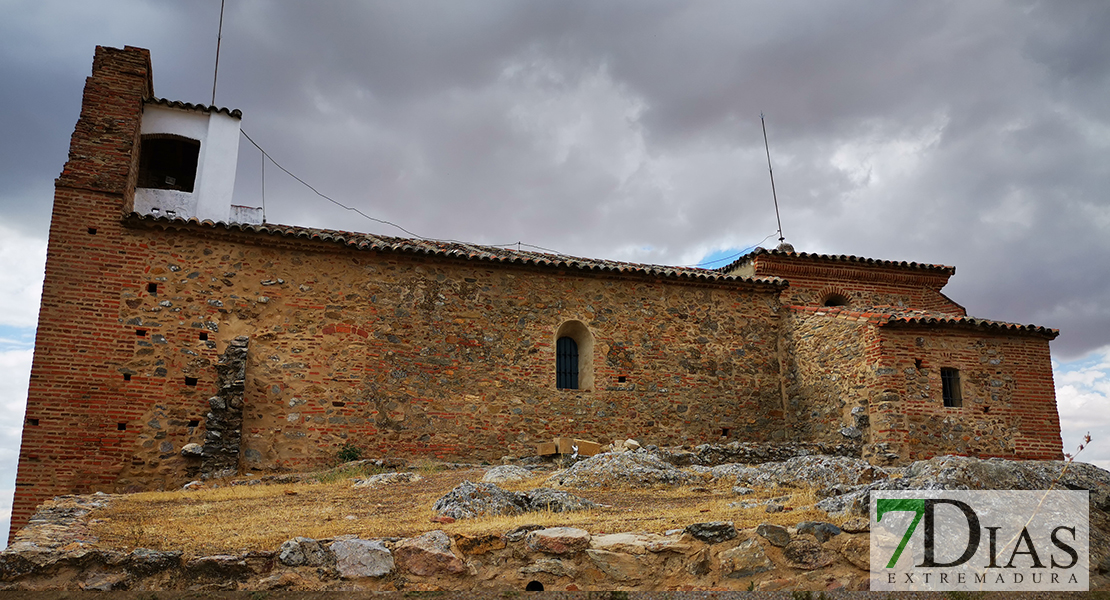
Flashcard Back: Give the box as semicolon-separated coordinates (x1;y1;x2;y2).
145;97;242;119
125;213;787;289
790;305;1057;339
720;247;955;275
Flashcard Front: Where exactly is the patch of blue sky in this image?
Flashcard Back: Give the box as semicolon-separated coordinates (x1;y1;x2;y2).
0;326;34;353
694;246;755;269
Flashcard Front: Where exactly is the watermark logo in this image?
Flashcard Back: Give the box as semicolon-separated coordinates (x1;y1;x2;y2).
871;490;1088;591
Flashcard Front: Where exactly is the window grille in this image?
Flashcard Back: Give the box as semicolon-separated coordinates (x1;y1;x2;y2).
556;336;579;390
941;367;962;407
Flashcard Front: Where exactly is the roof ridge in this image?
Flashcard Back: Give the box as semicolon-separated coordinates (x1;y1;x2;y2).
718;247;955;274
124;213;788;289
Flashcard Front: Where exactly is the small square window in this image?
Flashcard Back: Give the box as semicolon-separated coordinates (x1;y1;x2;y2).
188;419;200;428
87;227;97;235
136;329;147;337
147;283;158;294
123;373;131;381
941;367;962;408
199;332;209;341
117;422;127;431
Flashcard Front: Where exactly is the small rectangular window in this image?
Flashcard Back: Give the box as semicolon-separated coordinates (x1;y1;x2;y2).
136;329;147;337
188;419;200;428
941;367;962;408
87;227;97;235
123;373;131;381
147;283;158;294
184;377;198;386
27;418;39;427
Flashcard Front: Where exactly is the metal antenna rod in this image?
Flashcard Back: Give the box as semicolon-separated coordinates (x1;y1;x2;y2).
211;0;226;106
761;113;785;243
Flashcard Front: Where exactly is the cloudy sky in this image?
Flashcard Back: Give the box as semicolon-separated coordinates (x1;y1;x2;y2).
2;0;1109;544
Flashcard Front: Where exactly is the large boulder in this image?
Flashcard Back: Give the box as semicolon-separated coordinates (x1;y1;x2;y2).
329;539;393;578
731;455;895;489
432;481;530;519
432;481;597;520
546;450;692;488
394;530;465;576
526;488;599;513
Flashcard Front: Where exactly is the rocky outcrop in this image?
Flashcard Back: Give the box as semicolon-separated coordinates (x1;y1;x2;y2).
546;450;692;488
2;455;1107;592
431;481;597;520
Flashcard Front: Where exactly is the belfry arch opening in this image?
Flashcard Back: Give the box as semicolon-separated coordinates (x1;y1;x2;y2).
555;320;594;391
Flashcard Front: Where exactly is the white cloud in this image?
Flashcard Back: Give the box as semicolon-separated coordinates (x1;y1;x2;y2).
0;224;46;328
1054;346;1110;469
0;345;32;548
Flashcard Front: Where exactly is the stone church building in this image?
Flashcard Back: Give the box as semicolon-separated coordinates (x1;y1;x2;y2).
11;46;1063;537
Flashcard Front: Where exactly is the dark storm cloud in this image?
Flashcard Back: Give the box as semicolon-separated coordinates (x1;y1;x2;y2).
2;0;1110;359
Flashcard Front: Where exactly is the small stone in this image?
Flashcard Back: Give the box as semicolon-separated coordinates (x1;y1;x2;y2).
81;572;128;591
755;522;791;547
796;520;841;543
765;503;784;513
330;538;393;578
525;527;591;554
732;486;755;495
394;530;466;576
623;439;641;450
683;521;737;544
840;426;862;439
180;443;203;457
431;515;455;524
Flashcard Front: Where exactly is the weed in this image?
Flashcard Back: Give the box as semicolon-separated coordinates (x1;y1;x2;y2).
335;442;363;464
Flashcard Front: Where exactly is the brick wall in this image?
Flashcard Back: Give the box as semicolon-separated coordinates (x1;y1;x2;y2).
868;327;1062;462
742;255;966;314
12;47;153;539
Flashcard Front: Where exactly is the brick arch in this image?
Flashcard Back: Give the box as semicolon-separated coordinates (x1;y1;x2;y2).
815;286;853;308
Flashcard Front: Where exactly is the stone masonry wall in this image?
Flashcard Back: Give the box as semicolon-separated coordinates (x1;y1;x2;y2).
780;311;874;446
868;327;1062;462
113;221;788;477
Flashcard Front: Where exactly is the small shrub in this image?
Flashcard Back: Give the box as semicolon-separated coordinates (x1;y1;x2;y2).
336;443;363;464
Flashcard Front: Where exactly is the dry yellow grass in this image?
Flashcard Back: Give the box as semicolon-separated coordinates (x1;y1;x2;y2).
88;466;847;557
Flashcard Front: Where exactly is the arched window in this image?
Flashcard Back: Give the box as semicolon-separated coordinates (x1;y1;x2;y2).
555;320;593;391
556;336;579;389
138;134;201;192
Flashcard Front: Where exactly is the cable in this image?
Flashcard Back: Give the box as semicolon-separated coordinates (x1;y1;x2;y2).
683;232;778;268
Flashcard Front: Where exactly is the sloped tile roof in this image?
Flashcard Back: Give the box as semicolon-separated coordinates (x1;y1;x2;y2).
124;213;787;289
145;97;242;119
720;247;955;275
790;305;1057;339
